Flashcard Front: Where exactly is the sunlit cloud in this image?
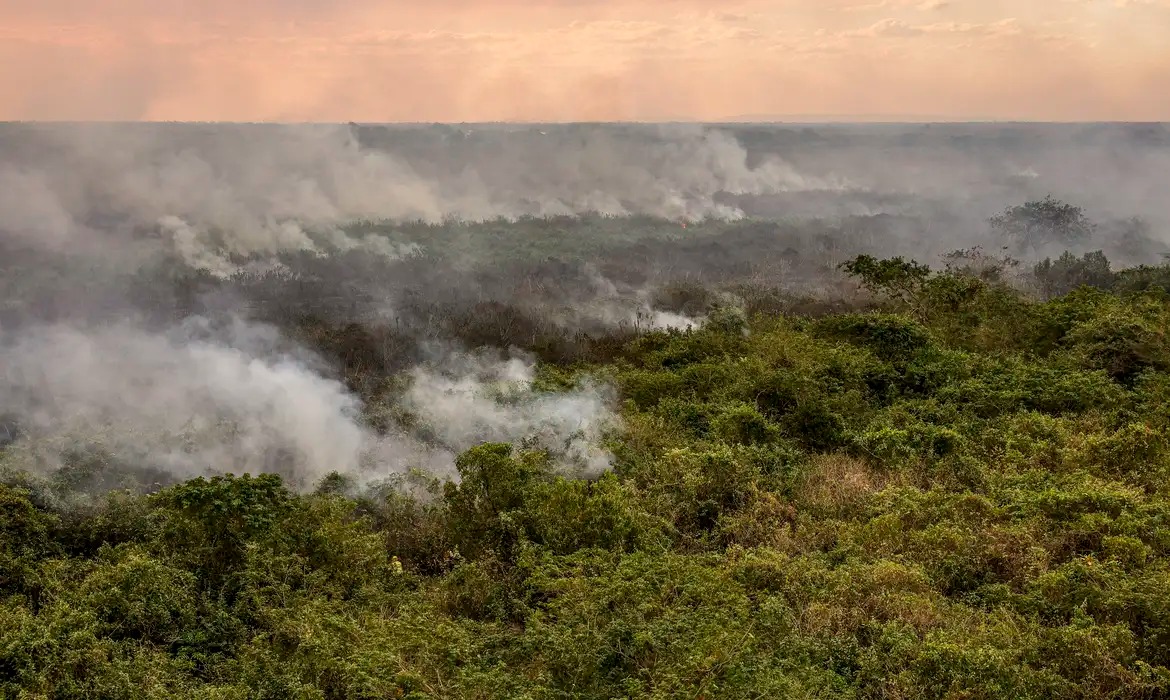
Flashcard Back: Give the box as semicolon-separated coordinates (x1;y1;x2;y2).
0;0;1165;121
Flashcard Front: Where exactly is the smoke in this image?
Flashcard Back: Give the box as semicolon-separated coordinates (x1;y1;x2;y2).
158;214;423;279
401;348;619;477
528;267;704;333
0;167;77;248
0;316;620;491
3;122;1169;497
0;123;846;269
5;122;1167;279
0;319;367;485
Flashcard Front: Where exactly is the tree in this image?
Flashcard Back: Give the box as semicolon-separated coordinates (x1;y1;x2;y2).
1104;216;1161;266
443;443;549;559
152;473;292;585
940;246;1020;283
0;413;19;448
990;196;1096;253
1034;251;1115;299
840;255;931;306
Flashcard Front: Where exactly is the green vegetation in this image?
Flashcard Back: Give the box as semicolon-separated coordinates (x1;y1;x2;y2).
990;196;1097;254
8;249;1170;698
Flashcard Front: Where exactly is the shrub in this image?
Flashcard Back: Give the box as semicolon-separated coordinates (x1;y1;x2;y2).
153;474;294;585
524;474;672;554
711;402;782;446
1034;251;1115;299
74;545;198;644
1059;309;1170;386
814;313;933;361
781;401;848;452
444;443;549;559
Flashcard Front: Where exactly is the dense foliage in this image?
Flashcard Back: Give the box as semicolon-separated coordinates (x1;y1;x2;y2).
8;249;1170;698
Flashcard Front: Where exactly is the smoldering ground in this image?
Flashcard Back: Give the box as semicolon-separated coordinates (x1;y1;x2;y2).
1;122;1168;495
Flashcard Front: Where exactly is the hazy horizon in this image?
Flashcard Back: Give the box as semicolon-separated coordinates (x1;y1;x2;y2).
3;119;1168;127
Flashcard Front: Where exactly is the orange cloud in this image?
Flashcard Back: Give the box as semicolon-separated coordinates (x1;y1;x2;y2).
0;0;1166;121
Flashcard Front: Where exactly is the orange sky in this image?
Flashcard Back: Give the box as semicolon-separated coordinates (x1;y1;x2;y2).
1;0;1168;121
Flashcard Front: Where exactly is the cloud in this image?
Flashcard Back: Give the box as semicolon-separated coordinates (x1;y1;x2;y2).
0;0;1167;121
843;17;1025;38
843;18;925;36
843;0;951;11
1103;0;1170;7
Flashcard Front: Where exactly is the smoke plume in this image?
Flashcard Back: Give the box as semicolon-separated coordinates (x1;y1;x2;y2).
3;122;1169;495
0;317;620;490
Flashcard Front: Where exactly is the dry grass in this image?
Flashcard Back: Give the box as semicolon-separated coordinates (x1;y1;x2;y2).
797;453;891;518
718;490;797;549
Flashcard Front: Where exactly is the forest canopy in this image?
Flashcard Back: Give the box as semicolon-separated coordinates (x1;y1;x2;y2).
6;231;1170;698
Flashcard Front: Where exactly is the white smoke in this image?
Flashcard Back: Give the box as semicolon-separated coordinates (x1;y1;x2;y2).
0;123;846;273
4;123;1170;273
562;270;703;332
401;349;619;477
0;318;620;490
158;214;423;279
0;167;77;249
0;320;367;485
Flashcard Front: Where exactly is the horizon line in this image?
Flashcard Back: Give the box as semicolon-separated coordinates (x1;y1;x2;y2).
1;118;1167;126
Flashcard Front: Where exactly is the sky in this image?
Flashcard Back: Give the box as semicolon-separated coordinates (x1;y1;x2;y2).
0;0;1168;122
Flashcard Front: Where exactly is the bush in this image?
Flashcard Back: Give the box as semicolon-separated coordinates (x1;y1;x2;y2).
711;402;782;446
75;545;198;644
524;474;672;554
1059;309;1170;386
814;313;933;361
11;250;1170;698
781;401;848;452
444;443;549;559
153;474;294;585
0;485;59;601
1034;251;1115;299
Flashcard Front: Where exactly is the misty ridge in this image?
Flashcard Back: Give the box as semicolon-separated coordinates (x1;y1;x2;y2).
2;121;1170;496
